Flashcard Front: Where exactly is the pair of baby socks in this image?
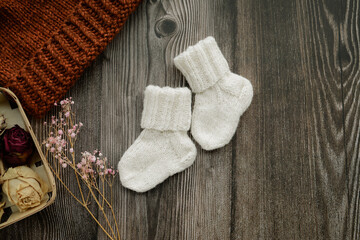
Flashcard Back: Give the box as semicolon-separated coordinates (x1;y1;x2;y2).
118;37;253;192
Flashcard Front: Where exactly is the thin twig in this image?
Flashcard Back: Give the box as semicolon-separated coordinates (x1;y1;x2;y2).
43;99;121;240
86;182;117;239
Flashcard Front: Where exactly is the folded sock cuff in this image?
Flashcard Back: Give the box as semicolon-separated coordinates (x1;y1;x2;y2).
174;36;230;93
141;85;191;131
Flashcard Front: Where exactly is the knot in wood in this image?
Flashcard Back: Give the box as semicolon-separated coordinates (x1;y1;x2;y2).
155;17;177;38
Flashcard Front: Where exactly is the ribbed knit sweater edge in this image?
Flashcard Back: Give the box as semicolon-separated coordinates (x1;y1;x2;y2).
0;0;142;117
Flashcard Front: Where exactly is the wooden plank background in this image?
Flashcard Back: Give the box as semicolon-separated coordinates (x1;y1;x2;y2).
1;0;359;239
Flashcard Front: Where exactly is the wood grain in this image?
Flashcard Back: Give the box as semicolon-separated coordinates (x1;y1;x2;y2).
340;0;360;238
100;0;235;239
233;0;357;239
0;58;104;239
1;0;359;239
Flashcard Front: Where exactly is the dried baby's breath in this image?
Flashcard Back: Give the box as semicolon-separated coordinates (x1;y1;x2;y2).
43;98;120;240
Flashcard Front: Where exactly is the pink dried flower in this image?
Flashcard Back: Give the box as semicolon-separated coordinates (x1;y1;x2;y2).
43;97;120;237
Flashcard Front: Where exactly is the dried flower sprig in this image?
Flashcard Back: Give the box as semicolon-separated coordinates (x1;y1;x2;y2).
43;98;120;240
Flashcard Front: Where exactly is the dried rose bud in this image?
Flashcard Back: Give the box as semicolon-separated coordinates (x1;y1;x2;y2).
0;114;6;135
2;166;48;212
1;125;34;166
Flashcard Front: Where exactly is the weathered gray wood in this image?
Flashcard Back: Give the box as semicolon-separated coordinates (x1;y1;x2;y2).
233;0;357;239
1;0;359;239
0;59;103;239
99;0;234;239
340;0;360;238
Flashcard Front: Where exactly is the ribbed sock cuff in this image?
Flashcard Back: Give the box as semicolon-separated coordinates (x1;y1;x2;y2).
141;86;191;131
174;36;230;93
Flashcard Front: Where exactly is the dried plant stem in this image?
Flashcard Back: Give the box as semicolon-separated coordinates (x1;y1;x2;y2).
47;145;119;239
91;185;120;240
43;99;120;240
86;182;117;239
48;163;116;240
110;199;121;240
68;116;86;205
48;164;82;204
63;160;118;239
85;190;91;205
102;179;105;207
64;160;119;239
71;148;85;204
83;205;114;240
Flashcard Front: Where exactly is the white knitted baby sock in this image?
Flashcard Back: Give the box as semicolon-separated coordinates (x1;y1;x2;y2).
118;86;197;193
174;37;253;150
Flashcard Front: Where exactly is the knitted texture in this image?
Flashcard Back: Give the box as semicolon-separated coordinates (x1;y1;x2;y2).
0;0;142;117
174;37;254;150
141;86;192;131
173;37;230;93
118;86;196;192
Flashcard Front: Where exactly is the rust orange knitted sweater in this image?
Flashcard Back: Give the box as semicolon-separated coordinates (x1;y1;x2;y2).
0;0;142;117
